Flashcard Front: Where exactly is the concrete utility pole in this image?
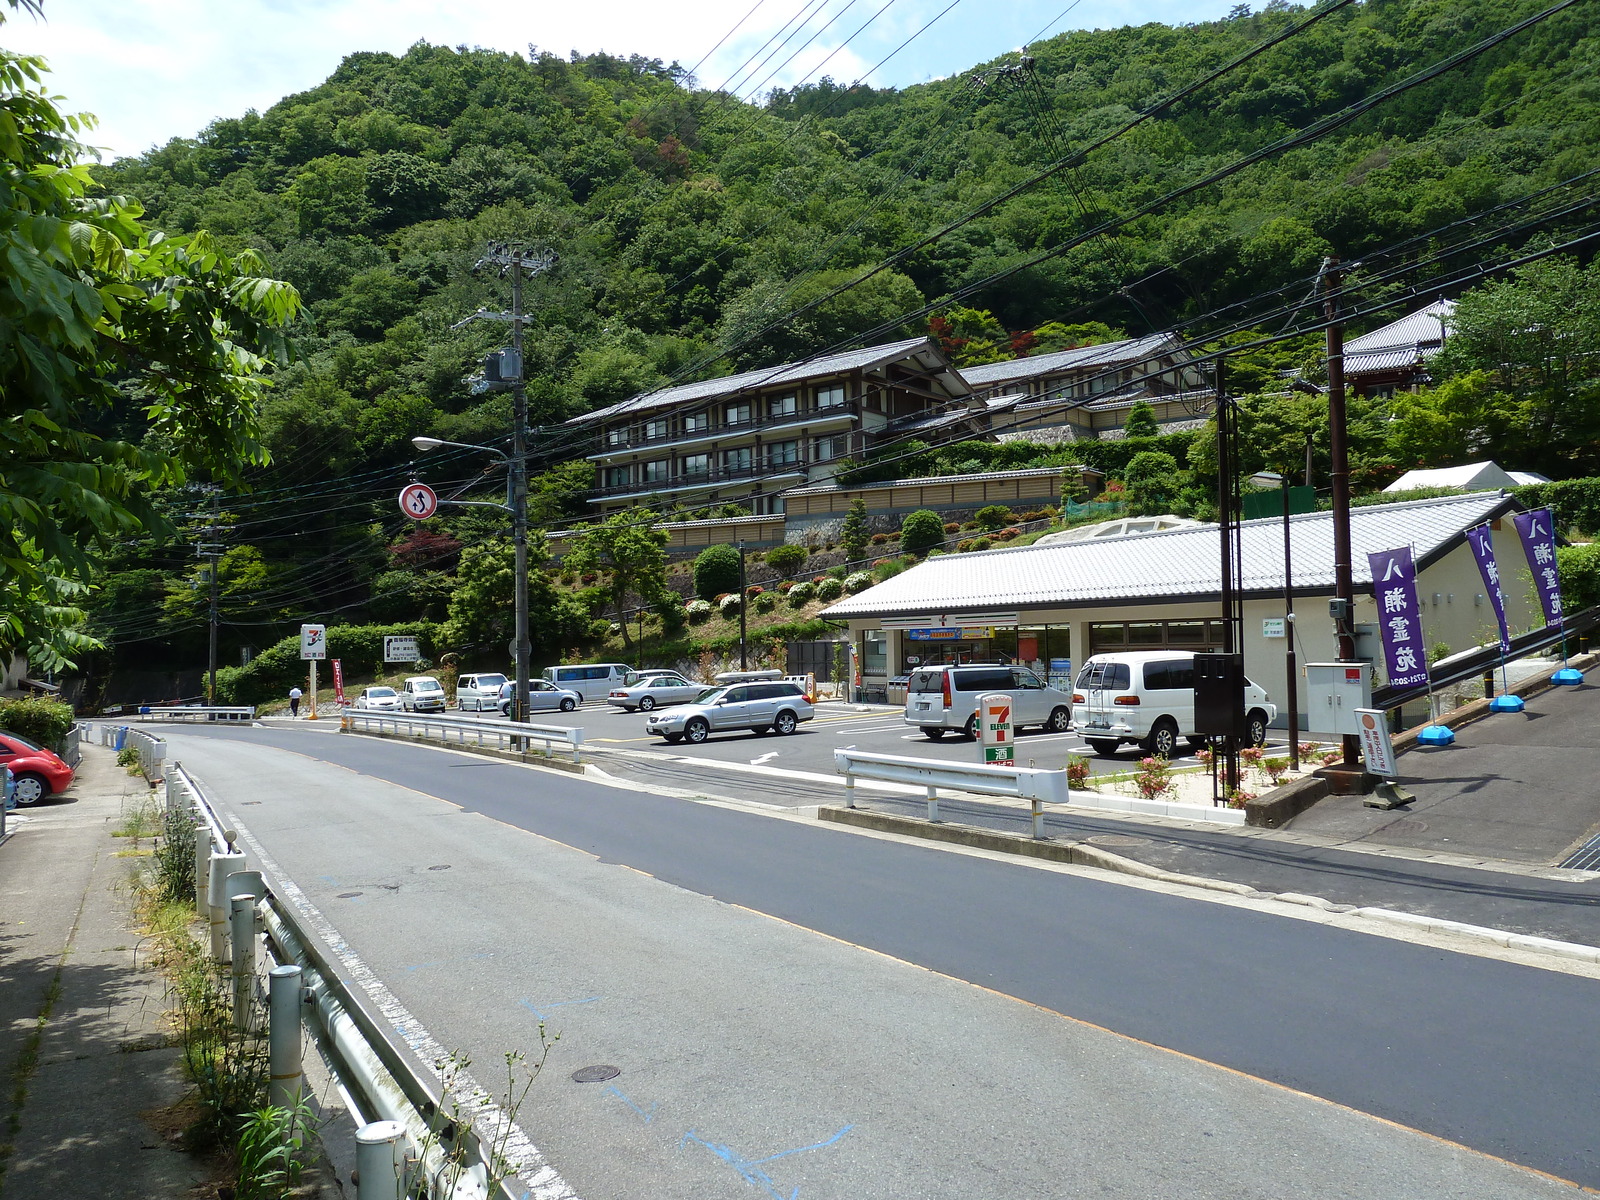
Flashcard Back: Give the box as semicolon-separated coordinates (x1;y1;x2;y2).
1322;257;1361;772
195;489;224;705
737;540;748;670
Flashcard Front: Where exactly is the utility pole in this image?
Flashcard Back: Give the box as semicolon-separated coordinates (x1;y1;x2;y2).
207;492;220;705
1322;257;1361;773
737;540;748;670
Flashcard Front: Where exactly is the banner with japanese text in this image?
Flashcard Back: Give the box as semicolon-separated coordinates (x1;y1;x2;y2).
1512;508;1563;629
1463;523;1510;654
1367;546;1430;690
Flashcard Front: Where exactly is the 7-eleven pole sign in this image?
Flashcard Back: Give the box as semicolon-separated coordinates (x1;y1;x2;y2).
979;693;1014;765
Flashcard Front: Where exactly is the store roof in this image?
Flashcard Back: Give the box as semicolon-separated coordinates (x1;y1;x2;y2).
959;333;1183;388
821;491;1515;619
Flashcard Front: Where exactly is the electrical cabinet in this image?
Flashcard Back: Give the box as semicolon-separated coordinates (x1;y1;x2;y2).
1304;662;1373;737
1192;652;1246;738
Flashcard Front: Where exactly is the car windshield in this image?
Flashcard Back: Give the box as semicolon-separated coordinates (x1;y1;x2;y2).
2;731;43;751
694;686;728;704
368;688;396;698
474;675;507;689
414;680;442;692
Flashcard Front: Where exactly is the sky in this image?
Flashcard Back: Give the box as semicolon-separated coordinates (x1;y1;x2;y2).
1;0;1237;161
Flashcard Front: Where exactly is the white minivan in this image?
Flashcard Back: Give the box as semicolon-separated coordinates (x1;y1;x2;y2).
1071;651;1276;758
455;672;508;712
541;663;632;703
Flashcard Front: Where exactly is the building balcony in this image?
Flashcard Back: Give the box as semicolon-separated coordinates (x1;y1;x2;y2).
590;461;809;503
588;408;854;461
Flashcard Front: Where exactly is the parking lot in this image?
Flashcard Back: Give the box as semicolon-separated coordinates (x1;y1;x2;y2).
451;698;1294;781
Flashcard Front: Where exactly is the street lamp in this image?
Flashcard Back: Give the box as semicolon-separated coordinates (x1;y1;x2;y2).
1249;470;1300;771
411;435;530;725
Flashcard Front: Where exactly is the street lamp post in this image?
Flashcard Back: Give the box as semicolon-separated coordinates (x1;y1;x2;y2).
1250;471;1300;771
412;436;529;724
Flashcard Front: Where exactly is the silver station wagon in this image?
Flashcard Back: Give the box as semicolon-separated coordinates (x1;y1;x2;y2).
645;681;814;743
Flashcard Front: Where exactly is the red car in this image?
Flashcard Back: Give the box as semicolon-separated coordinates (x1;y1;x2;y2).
0;732;75;805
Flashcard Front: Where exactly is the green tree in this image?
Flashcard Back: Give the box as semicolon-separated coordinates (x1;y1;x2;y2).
899;509;946;557
0;27;300;669
443;539;587;661
840;497;870;565
692;543;742;600
1385;372;1523;470
765;544;808;577
1122;451;1182;515
1123;401;1160;439
564;510;671;651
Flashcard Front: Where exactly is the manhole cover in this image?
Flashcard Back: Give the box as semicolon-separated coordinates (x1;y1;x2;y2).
337;891;363;899
1087;835;1149;848
571;1065;620;1084
427;864;451;872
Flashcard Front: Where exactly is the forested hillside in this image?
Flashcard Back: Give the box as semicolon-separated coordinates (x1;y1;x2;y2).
78;0;1600;681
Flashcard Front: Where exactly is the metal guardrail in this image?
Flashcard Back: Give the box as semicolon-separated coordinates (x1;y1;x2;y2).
97;723;166;780
342;709;585;763
835;748;1068;838
57;722;83;768
165;761;515;1200
131;705;257;723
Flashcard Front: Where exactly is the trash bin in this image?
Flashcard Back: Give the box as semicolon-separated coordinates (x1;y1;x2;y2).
114;726;129;751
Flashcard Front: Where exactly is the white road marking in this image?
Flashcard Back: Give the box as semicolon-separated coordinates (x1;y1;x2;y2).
227;818;579;1200
750;752;780;766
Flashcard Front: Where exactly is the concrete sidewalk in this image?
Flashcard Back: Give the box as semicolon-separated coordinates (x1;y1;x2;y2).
0;744;211;1199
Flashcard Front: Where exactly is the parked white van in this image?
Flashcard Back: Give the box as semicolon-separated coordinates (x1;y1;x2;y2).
455;672;509;712
541;663;632;702
1071;651;1276;758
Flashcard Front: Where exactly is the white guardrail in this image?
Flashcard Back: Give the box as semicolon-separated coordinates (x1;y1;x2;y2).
834;748;1068;838
342;709;584;763
130;705;256;723
98;723;167;780
165;760;515;1200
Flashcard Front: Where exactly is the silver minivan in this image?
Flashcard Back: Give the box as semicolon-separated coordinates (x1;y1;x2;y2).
541;663;632;702
903;664;1074;740
455;672;508;712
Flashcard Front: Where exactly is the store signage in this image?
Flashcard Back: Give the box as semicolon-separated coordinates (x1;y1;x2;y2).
1262;617;1286;639
907;627;993;641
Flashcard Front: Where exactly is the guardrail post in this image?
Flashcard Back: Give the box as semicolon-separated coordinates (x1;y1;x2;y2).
208;850;246;962
844;768;856;809
268;964;304;1108
194;819;212;918
354;1120;407;1200
1031;797;1044;840
926;785;939;824
230;894;257;1030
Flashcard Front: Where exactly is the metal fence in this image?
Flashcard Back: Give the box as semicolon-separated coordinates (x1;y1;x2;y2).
96;723;166;780
129;705;256;723
341;709;585;763
165;761;519;1200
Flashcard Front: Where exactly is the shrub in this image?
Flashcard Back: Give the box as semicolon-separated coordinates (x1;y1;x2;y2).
765;543;808;576
685;599;714;625
787;581;817;608
719;593;744;617
745;585;764;599
944;522;961;534
973;504;1014;531
777;579;795;593
870;533;889;546
900;509;946;556
1019;510;1048;522
1133;755;1174;800
961;521;979;531
693;544;743;601
844;571;873;593
873;558;908;581
1261;756;1291;786
1065;755;1091;790
816;578;844;601
957;539;974;552
994;528;1019;542
0;697;75;746
969;536;992;551
216;623;434;706
752;591;778;613
811;575;827;585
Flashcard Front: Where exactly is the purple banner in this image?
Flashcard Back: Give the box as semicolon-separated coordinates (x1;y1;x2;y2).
1463;523;1510;654
1512;508;1564;629
1368;545;1430;690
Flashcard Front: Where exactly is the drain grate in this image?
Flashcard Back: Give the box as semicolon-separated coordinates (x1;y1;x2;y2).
1560;831;1600;871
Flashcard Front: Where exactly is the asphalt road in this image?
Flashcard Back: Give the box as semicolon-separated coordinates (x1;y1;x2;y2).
167;724;1597;1198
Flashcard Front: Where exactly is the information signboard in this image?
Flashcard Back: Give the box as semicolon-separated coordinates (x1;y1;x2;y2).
384;635;420;663
1355;708;1397;777
979;692;1014;765
299;624;326;660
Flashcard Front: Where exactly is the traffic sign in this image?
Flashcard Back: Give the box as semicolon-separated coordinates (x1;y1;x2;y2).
399;482;438;520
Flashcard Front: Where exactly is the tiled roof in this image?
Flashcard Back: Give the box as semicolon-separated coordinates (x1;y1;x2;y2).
821;491;1514;619
568;337;964;425
784;467;1077;498
1345;348;1427;375
959;333;1183;387
1345;300;1453;358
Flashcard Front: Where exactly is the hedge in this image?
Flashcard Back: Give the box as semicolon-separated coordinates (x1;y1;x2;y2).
0;697;75;746
1514;477;1600;537
215;622;438;707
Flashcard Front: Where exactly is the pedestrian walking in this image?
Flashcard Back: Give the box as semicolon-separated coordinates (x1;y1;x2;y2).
288;685;302;718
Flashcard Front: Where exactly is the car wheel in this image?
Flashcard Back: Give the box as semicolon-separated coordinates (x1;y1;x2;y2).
11;772;47;805
663;732;683;744
1046;706;1071;733
560;697;576;712
639;695;656;711
1086;738;1120;758
1247;710;1269;748
923;728;946;741
1142;717;1180;759
774;710;798;735
963;713;979;741
684;718;710;744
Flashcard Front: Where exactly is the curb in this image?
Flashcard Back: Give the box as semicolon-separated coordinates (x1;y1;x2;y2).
818;805;1600;966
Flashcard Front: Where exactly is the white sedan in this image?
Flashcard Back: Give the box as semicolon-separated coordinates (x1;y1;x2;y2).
354;686;401;711
606;673;708;712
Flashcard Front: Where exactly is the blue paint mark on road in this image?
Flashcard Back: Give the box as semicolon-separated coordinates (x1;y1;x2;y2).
517;996;599;1020
603;1085;657;1123
679;1124;853;1200
401;961;446;972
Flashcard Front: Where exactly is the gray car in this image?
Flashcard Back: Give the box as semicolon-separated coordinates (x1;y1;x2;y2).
645;681;814;743
606;673;707;711
498;679;581;716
